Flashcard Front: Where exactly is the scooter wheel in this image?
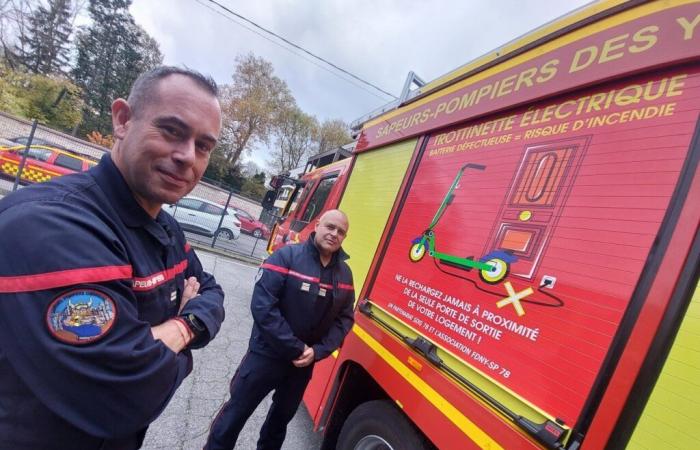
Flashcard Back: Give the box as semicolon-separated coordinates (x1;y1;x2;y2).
409;242;427;262
480;258;509;284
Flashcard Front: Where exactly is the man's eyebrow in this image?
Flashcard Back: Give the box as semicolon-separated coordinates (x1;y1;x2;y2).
327;223;347;234
199;133;218;146
154;116;218;145
154;116;190;132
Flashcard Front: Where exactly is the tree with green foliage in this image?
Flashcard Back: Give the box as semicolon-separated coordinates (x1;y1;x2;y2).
137;28;163;70
203;150;267;199
219;53;294;167
0;0;32;67
16;0;73;75
240;172;267;201
0;60;84;130
0;61;25;113
203;149;247;190
314;118;351;154
72;0;162;136
269;105;318;174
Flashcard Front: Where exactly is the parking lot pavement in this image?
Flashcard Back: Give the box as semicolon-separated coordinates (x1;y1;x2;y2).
0;178;16;195
142;249;323;450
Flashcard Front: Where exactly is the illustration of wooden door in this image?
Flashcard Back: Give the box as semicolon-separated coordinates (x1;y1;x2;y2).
486;137;589;280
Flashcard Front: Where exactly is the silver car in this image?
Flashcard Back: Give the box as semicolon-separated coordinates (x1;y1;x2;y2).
164;196;241;240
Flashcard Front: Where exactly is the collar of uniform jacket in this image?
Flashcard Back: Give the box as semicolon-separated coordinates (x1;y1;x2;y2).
307;231;350;264
90;155;170;245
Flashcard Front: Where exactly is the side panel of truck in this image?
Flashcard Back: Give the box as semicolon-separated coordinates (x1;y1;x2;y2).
627;282;700;449
366;64;700;429
320;64;699;448
303;138;419;420
295;2;700;449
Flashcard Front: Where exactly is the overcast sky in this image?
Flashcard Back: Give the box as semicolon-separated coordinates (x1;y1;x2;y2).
129;0;592;167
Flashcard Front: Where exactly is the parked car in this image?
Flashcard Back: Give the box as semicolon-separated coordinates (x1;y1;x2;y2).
164;196;241;241
231;207;270;238
0;145;98;184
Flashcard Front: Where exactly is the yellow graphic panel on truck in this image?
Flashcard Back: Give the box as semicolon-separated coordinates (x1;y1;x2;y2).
628;282;700;449
338;139;417;293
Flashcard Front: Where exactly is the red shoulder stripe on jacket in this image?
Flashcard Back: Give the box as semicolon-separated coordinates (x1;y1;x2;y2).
261;263;289;275
262;264;319;282
263;264;354;290
288;270;319;283
0;265;133;293
133;259;188;292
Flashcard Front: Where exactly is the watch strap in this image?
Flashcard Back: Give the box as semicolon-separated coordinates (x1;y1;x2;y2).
179;313;206;337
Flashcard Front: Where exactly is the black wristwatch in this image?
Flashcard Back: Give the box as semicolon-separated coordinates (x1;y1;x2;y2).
180;313;206;337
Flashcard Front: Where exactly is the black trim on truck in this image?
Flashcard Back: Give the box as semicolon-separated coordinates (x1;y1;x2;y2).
606;117;700;449
359;300;569;449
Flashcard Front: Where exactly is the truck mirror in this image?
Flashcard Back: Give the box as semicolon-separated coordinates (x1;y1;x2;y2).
270;175;285;189
262;190;276;209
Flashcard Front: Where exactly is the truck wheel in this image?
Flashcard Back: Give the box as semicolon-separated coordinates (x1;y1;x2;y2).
479;257;509;284
409;242;426;262
337;400;429;450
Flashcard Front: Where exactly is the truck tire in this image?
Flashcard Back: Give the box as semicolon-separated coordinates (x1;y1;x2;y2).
336;400;430;450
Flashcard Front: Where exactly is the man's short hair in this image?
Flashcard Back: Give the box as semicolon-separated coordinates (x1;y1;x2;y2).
127;66;219;117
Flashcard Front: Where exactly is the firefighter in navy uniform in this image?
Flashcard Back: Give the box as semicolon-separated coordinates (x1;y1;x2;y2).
205;209;355;450
0;67;225;450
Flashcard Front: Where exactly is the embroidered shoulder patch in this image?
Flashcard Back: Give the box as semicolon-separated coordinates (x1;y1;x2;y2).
46;289;117;345
254;268;263;283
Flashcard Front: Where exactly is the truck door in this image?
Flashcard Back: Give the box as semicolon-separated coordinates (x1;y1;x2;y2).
288;174;339;241
486;136;589;280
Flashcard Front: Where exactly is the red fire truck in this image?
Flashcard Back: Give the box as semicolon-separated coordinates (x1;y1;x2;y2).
267;157;352;252
266;1;700;448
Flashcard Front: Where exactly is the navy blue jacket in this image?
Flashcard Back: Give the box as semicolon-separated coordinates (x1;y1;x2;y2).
249;235;355;362
0;155;225;449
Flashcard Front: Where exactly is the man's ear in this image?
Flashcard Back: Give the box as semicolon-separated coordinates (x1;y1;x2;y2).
111;98;132;140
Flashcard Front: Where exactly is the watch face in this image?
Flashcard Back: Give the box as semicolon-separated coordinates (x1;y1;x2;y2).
187;313;206;332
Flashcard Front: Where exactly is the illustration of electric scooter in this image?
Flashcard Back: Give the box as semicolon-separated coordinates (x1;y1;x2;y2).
409;163;517;284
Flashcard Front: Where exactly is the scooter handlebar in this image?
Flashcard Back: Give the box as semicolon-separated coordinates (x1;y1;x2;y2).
461;163;486;171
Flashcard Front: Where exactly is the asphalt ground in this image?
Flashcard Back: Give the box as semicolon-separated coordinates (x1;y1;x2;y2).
0;176;18;194
142;249;323;450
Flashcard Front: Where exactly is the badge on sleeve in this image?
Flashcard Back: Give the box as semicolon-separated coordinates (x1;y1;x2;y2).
46;289;117;345
255;268;263;283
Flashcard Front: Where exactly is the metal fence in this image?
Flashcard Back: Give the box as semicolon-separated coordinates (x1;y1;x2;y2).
0;111;109;159
170;177;271;262
0;112;270;262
